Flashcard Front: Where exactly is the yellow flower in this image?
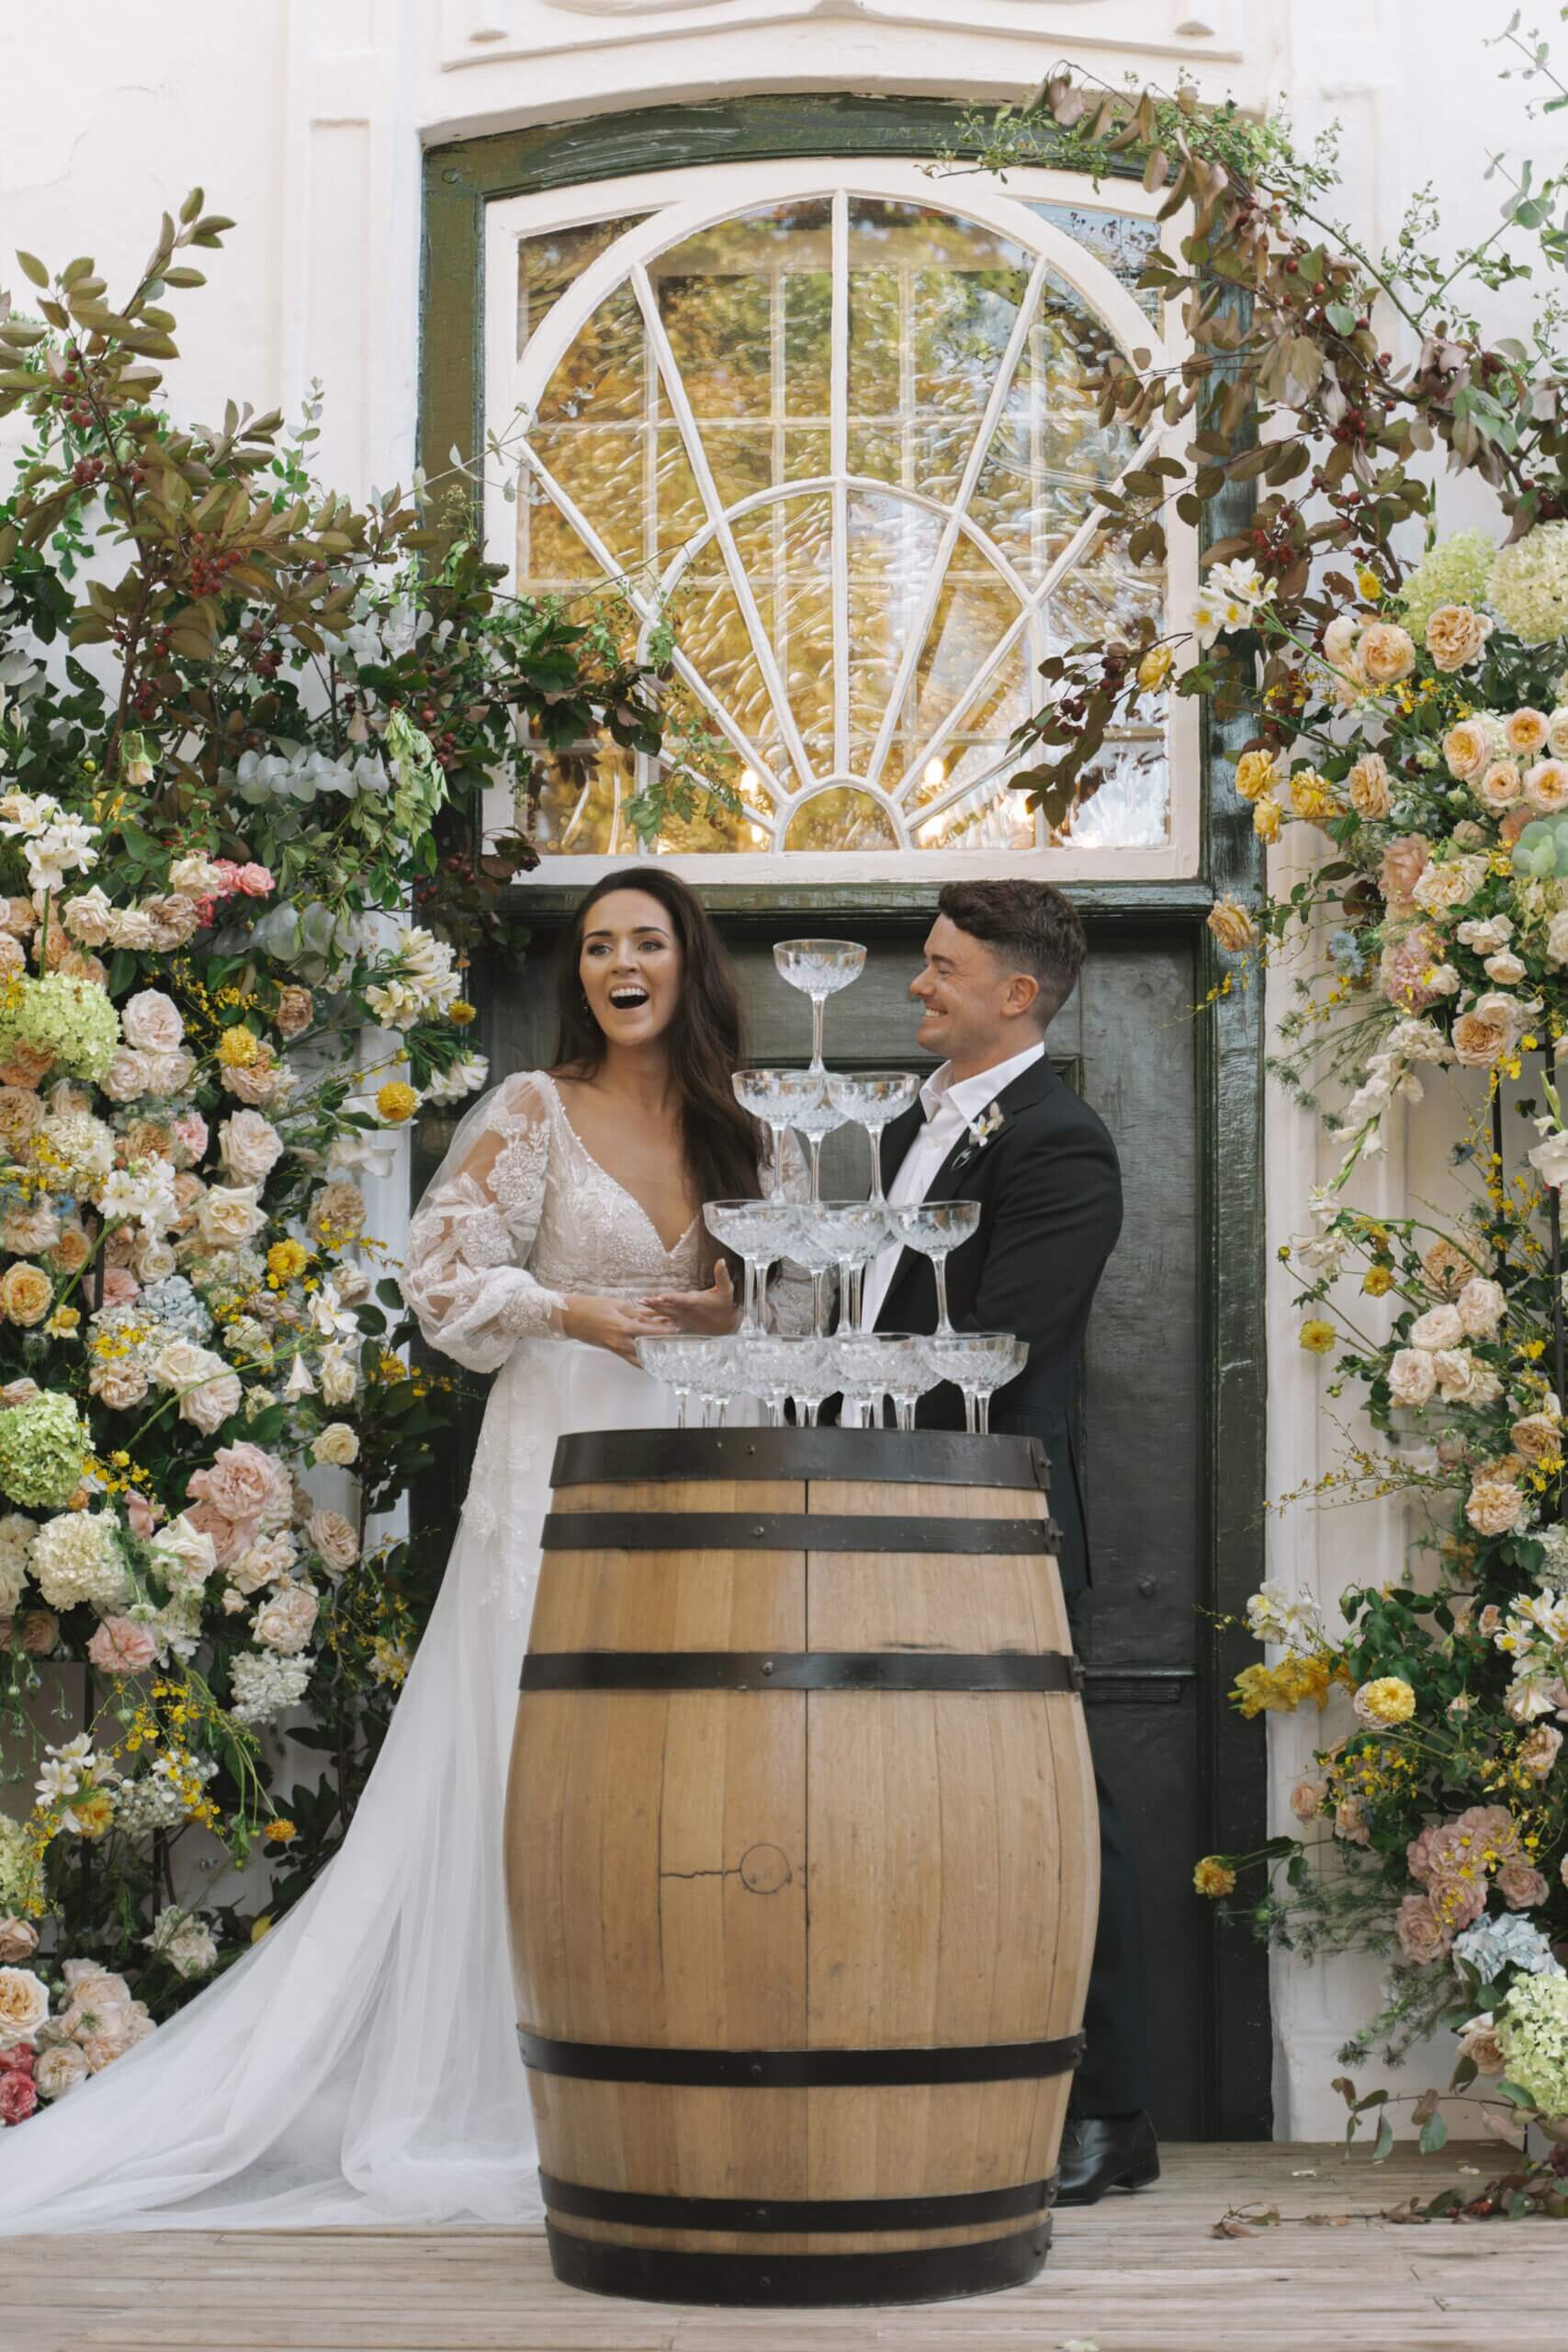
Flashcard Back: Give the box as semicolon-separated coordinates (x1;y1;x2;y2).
1354;1674;1416;1727
251;1915;273;1943
1357;566;1382;603
1193;1856;1236;1897
1232;1653;1337;1717
264;1818;298;1845
266;1238;308;1282
448;1000;477;1026
217;1024;261;1069
1289;768;1337;822
376;1080;419;1125
1234;748;1278;803
1361;1266;1394;1297
1299;1318;1337;1354
1207;896;1260;955
1136;644;1175;695
67;1788;115;1840
1253;794;1282;843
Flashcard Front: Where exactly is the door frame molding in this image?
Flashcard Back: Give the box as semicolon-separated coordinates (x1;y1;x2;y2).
420;92;1271;2139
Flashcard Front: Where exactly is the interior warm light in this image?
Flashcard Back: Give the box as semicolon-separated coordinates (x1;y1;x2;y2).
923;757;945;788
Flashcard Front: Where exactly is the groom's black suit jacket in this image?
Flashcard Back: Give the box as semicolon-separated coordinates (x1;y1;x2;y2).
872;1050;1122;1595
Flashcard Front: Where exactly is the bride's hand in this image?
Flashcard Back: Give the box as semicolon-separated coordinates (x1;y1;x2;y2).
641;1261;739;1335
561;1294;675;1363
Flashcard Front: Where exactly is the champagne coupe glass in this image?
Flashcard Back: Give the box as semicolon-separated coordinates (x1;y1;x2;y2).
791;1082;848;1205
886;1199;982;1337
826;1071;919;1204
742;1334;807;1428
826;1329;913;1430
814;1200;892;1333
783;1335;834;1428
920;1332;1028;1433
883;1333;941;1432
773;939;867;1072
683;1334;747;1428
704;1199;800;1333
733;1067;832;1201
782;1206;842;1338
634;1334;708;1428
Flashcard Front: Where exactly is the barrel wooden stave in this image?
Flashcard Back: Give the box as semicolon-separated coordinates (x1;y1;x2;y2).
503;1436;1097;2303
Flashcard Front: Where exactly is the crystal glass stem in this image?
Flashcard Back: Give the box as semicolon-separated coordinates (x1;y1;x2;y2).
810;1270;829;1338
963;1385;978;1435
672;1385;692;1430
793;1392;821;1427
767;1122;790;1202
742;1261;757;1330
933;1253;954;1338
807;1135;825;1202
976;1394;993;1435
810;992;826;1071
834;1258;857;1333
851;1264;866;1331
893;1394;917;1432
868;1127;885;1204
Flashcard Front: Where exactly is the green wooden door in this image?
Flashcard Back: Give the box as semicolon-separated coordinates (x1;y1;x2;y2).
417;96;1271;2139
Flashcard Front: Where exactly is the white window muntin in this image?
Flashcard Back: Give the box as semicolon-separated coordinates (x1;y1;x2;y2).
481;157;1199;882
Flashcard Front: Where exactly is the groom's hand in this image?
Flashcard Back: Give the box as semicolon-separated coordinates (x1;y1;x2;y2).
641;1261;739;1335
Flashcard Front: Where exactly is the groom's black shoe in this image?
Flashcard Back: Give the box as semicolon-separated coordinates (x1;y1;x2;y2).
1055;2111;1160;2207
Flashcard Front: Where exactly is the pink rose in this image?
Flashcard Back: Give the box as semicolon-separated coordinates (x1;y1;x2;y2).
1429;1872;1488;1932
1379;924;1448;1012
235;864;274;897
171;1112;209;1165
86;1616;159;1676
188;1442;289;1530
181;1498;254;1570
0;2071;38;2123
123;1493;162;1541
1406;1825;1444;1883
0;1920;39;1966
1380;834;1431;911
1498;1861;1550;1909
99;1266;141;1309
17;1611;58;1657
0;2041;34;2075
1395;1894;1453;1962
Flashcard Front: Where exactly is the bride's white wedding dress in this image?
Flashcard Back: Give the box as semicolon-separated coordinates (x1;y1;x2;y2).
0;1070;799;2233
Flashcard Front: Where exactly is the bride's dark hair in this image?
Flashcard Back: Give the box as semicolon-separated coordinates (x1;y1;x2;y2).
551;868;764;1216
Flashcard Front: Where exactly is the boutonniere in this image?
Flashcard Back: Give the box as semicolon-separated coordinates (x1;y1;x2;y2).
952;1102;1004;1173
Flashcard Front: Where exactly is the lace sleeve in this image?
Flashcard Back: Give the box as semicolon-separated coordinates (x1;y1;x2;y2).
400;1076;568;1372
764;1127;816;1336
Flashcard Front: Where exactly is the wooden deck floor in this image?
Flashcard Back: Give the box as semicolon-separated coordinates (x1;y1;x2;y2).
2;2143;1557;2352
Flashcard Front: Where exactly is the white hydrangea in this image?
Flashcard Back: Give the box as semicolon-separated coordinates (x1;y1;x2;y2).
229;1649;313;1726
28;1511;130;1613
114;1770;202;1838
1453;1911;1563;1984
1491;521;1568;645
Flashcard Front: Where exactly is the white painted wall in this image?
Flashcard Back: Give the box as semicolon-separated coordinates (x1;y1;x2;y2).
0;0;1552;2138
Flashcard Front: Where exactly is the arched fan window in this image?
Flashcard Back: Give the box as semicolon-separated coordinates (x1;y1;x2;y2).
482;161;1196;875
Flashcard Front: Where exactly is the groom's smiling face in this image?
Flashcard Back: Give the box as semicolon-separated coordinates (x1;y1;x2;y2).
910;915;1039;1073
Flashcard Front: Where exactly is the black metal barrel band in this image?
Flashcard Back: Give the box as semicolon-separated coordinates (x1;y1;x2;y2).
552;1425;1050;1491
518;2030;1086;2086
520;1649;1084;1693
538;2170;1060;2232
541;1510;1064;1555
545;2221;1053;2306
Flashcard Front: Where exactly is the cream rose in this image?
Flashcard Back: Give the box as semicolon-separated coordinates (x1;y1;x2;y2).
1426;604;1494;671
252;1578;320;1656
318;1345;358;1407
60;887;113;947
226;1531;298;1597
305;1508;359;1577
1207;896;1258;954
1;1204;57;1257
98;1046;152;1103
197;1184;267;1248
0;1262;51;1328
1457;1276;1506;1337
1452;1009;1513;1067
88;1359;149;1411
153;1341;243;1437
1474;760;1524;814
119;990;184;1055
1444;720;1495;781
0;1965;50;2049
1358;621;1416;684
0;1918;38;1966
310;1423;359;1469
217;1111;283;1186
1483;949;1529;985
0;1087;42;1151
1527;758;1568;813
1413;854;1489;916
275;986;314;1039
308;1182;366;1244
1388;1348;1438;1406
1432;1349;1477;1401
1507;707;1551;757
1346;753;1393;819
1466;1476;1526;1537
1409;1304;1464;1351
34;2041;88;2098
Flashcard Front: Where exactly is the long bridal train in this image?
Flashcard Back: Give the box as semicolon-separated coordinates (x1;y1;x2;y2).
0;1072;723;2233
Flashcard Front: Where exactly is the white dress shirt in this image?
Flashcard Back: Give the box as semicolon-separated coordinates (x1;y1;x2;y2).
862;1039;1046;1330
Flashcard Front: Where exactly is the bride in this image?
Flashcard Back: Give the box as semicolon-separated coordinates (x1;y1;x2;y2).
0;869;802;2231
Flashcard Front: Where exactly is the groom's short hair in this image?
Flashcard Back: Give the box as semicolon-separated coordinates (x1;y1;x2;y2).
936;879;1088;1029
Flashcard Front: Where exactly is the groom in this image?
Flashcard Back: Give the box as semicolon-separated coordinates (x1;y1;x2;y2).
862;878;1157;2207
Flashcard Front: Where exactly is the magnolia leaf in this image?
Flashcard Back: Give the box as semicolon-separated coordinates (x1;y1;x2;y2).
15;250;49;288
1372;2113;1395;2163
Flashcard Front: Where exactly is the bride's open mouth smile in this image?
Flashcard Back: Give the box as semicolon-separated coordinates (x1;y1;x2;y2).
607;986;650;1011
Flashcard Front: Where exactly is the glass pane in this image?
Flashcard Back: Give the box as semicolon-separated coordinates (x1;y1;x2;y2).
784;786;900;852
1027;200;1161;320
517;215;649;363
513;193;1173;858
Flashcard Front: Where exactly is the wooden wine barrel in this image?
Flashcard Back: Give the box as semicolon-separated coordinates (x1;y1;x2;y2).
502;1424;1098;2307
